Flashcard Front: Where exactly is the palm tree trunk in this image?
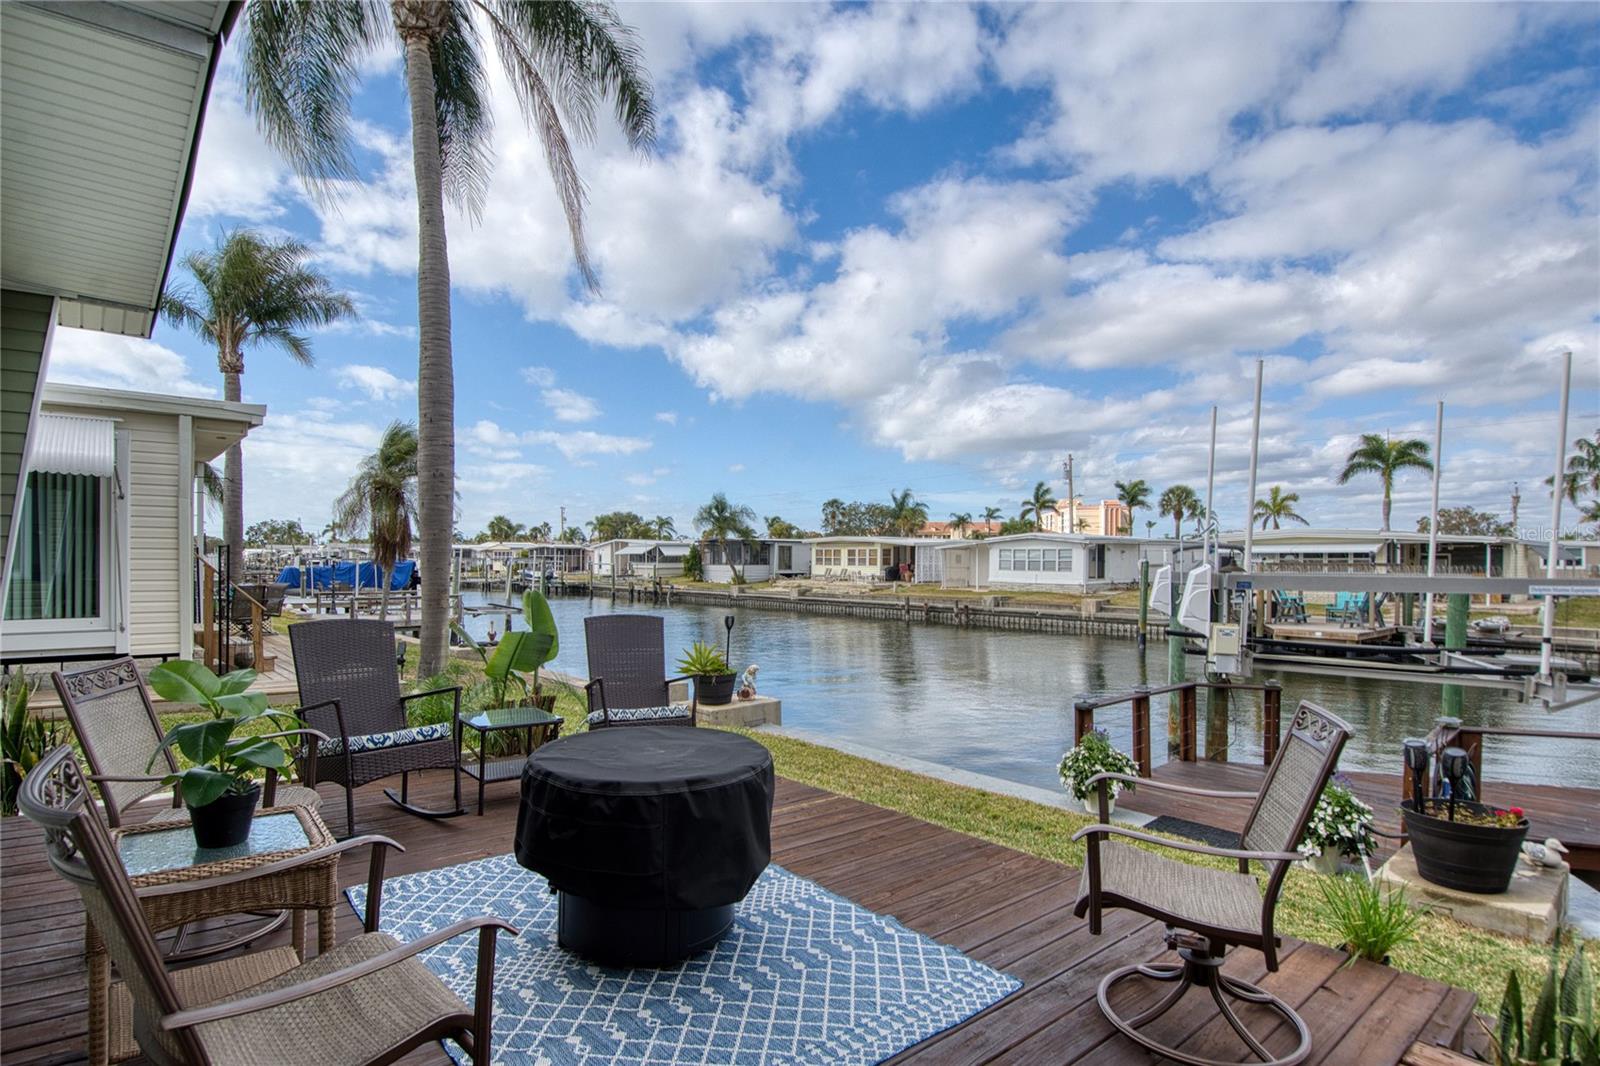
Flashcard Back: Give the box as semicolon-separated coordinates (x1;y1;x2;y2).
399;29;454;678
222;368;245;581
1381;479;1392;531
379;562;392;621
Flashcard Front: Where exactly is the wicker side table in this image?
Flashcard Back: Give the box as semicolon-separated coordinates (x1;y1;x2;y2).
87;805;340;1065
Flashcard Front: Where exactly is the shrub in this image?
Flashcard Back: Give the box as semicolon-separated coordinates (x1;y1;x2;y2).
1487;937;1597;1066
1319;873;1419;966
1058;729;1138;802
683;543;704;581
2;674;59;816
1299;775;1377;860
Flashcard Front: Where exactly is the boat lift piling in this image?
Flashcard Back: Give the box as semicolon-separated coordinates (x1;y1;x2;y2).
1540;350;1573;682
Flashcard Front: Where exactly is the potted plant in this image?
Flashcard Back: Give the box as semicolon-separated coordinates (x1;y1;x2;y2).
1058;729;1137;815
453;589;561;711
1299;775;1377;875
1400;794;1530;894
145;661;304;849
677;642;736;706
1318;874;1419;967
1483;937;1596;1065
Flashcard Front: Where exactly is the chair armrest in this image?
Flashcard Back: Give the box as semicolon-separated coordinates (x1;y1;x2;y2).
159;915;519;1031
1083;772;1258;800
135;835;404;899
88;773;167;785
252;728;330;800
1070;823;1302;864
399;685;462;704
585;677;606;713
665;675;694;685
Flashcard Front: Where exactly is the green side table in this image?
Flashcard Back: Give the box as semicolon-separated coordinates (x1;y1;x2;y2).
456;705;563;815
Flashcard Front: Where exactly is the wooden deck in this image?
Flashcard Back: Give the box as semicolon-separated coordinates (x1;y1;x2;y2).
1118;759;1600;877
1;770;1474;1066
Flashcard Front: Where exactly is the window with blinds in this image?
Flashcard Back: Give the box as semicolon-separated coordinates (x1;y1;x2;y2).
4;472;102;621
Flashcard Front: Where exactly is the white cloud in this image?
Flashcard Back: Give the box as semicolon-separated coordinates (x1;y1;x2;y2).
47;329;216;397
654;411;679;426
241;410;384;527
334;364;416;401
520;366;557;388
465;420;650;462
187;81;295;220
544;387;601;423
727;463;746;474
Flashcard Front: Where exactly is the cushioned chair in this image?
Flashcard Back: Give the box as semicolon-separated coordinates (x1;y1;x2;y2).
583;615;697;728
288;619;463;834
1073;701;1352;1066
18;746;513;1066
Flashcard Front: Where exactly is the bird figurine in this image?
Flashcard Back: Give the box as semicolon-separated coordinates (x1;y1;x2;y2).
737;664;760;700
1521;838;1569;869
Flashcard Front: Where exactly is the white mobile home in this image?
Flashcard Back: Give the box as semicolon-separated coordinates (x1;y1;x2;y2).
589;539;691;578
1;384;264;661
701;539;810;583
936;534;1172;592
805;536;927;581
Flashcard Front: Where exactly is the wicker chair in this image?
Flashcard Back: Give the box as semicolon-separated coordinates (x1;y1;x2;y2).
18;746;513;1066
582;615;697;728
288;619;463;834
1072;701;1352;1066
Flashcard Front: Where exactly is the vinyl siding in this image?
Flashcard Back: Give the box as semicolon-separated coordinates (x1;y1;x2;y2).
1;289;53;580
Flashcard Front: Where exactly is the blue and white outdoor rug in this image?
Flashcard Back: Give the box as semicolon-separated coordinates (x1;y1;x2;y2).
346;853;1021;1065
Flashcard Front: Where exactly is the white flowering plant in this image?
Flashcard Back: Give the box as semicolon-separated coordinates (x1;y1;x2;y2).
1298;776;1376;860
1059;729;1139;802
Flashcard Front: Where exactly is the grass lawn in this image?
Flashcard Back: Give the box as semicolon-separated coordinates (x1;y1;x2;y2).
121;630;1584;1019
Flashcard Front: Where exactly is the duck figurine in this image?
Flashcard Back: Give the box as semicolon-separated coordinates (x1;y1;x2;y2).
1521;838;1569;869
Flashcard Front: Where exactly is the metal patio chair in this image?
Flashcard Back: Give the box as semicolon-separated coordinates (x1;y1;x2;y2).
583;614;697;728
1073;701;1352;1066
17;746;514;1066
288;619;463;834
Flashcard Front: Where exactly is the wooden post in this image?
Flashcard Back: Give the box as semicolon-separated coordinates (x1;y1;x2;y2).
1131;687;1152;777
1262;680;1281;766
1179;685;1197;762
1073;700;1095;745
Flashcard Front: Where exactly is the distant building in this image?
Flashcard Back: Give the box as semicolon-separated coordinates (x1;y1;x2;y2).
935;534;1176;592
805;536;926;581
1041;498;1131;536
917;519;1005;539
589;539;691;578
700;538;810;583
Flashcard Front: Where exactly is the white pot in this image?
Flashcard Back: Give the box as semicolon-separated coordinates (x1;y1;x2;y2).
1304;849;1342;876
1083;794;1115;817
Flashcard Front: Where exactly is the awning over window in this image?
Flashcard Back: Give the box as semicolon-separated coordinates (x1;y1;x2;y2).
27;415;116;477
1251;541;1383;555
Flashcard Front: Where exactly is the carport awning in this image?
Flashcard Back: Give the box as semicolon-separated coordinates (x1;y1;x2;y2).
26;414;116;477
1251;542;1382;555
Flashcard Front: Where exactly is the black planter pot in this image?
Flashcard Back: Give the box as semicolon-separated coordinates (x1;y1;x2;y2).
190;784;261;849
693;673;737;706
1400;799;1528;894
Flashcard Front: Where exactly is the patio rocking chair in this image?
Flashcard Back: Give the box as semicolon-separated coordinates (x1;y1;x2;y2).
288;619;464;834
53;658;326;962
18;746;514;1066
1073;701;1352;1066
583;614;697;729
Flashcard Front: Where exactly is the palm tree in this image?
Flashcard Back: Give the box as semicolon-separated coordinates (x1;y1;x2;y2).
1158;485;1201;540
160;229;354;578
332;422;418;620
241;2;655;678
1114;479;1150;536
528;520;553;542
1020;481;1058;531
884;488;928;536
557;525;585;544
694;493;757;581
1253;485;1309;530
1547;429;1600;504
651;515;678;539
949;512;972;538
482;514;524;541
981;505;1003;529
1337;433;1433;530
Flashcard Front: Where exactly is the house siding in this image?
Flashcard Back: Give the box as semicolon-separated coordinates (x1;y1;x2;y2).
1;289;53;583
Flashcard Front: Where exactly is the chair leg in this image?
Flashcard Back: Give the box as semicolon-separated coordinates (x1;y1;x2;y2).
345;783;357;838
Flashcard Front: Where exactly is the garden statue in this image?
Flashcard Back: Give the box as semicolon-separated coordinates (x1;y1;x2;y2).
738;664;759;700
1521;837;1569;868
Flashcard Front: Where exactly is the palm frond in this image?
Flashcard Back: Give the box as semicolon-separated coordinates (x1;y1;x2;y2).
432;7;495;217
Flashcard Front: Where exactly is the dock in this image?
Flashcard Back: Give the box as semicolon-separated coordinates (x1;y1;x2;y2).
1266;622;1401;644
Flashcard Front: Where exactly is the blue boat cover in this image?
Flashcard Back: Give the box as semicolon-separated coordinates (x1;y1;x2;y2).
277;560;415;590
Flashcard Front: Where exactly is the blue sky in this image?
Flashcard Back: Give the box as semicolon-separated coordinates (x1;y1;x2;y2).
46;2;1600;539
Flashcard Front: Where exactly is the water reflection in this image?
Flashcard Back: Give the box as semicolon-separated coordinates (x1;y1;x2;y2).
459;593;1598;792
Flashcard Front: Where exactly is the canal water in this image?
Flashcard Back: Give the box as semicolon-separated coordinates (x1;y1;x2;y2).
457;592;1599;793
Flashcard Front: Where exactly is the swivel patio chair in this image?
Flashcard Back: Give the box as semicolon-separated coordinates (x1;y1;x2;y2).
289;619;463;834
583;614;697;728
1073;701;1352;1066
18;746;514;1066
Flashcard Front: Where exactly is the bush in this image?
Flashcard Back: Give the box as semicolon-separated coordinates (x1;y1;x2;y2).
1319;873;1419;966
683;543;704;581
1058;729;1138;802
1299;775;1377;860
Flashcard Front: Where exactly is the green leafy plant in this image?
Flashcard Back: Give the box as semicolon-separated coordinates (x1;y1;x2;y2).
1487;938;1598;1066
2;674;60;816
676;642;731;677
683;543;704;581
1318;874;1419;967
1058;729;1138;802
1299;775;1378;860
452;589;561;707
144;661;301;809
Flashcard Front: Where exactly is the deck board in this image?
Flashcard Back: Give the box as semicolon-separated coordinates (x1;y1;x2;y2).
1;769;1472;1065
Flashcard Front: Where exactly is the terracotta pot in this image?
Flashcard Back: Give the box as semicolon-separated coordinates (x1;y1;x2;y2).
189;784;260;849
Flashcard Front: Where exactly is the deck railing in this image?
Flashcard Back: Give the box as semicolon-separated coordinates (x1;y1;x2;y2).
1408;720;1600;806
1071;680;1283;777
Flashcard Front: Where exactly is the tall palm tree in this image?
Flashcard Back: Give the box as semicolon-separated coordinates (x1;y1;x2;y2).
1253;485;1309;530
332;421;418;620
884;488;928;536
1114;478;1150;536
694;493;757;581
949;512;972;538
1020;481;1058;532
242;2;655;677
160;229;354;578
1337;433;1433;531
651;515;678;539
1547;429;1600;504
982;505;1003;528
1158;484;1201;540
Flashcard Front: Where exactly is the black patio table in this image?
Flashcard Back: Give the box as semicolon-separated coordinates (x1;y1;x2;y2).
514;724;774;966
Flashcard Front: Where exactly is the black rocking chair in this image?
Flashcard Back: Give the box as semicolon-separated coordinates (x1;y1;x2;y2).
582;615;697;728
